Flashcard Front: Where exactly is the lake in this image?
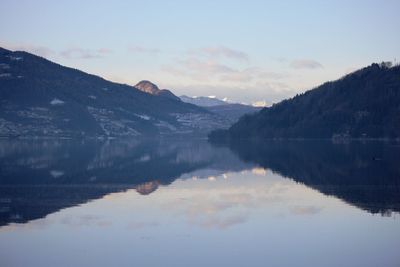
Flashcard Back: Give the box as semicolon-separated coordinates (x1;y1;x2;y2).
0;138;399;267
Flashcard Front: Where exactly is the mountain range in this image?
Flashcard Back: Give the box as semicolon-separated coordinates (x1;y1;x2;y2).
180;95;229;106
0;47;230;137
210;62;400;140
180;95;261;122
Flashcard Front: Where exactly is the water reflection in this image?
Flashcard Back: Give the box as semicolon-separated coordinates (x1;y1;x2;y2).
220;139;400;215
1;139;400;267
0;138;251;226
0;138;399;227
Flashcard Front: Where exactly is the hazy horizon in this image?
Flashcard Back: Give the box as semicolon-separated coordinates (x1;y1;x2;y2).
1;0;399;105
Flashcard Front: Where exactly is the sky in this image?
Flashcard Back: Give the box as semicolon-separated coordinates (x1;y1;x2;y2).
1;0;399;106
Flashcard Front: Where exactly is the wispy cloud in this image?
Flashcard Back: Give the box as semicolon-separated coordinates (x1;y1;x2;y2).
162;58;236;81
258;71;290;80
128;45;160;54
290;205;323;215
60;47;111;59
126;221;159;230
290;59;323;69
198;214;248;229
192;46;249;62
181;58;235;74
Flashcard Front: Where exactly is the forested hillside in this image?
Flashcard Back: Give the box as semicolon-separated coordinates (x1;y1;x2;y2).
210;63;400;140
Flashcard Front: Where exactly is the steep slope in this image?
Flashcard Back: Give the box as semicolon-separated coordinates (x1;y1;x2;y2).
0;48;228;137
210;63;400;140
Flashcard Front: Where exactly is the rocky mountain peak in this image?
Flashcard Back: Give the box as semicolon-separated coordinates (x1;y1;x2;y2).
134;80;181;101
134;80;160;95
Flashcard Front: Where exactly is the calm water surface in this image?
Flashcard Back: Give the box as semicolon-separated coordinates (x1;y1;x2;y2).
0;139;399;267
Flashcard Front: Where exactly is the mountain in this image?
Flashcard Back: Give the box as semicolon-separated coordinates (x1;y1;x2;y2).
180;95;261;122
0;47;229;137
135;80;181;101
180;95;228;107
209;63;400;140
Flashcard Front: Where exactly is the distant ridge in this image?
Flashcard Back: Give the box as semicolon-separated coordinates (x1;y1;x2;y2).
210;63;400;140
180;95;261;122
180;95;229;107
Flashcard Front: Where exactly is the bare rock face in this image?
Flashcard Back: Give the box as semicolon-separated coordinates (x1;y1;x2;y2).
135;181;160;195
135;80;160;95
134;80;181;101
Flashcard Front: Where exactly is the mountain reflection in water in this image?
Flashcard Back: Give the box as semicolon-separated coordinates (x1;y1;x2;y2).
0;138;399;227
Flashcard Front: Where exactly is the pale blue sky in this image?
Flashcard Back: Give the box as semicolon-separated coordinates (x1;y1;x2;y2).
1;0;399;105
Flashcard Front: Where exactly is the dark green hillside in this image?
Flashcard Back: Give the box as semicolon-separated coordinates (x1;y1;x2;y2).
210;63;400;140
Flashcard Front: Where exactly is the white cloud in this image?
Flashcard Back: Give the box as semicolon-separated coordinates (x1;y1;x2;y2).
181;58;235;74
192;46;249;62
60;47;111;59
128;45;160;54
290;59;323;69
290;205;323;215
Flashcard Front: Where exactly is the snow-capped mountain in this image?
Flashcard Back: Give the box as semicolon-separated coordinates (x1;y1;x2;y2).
180;95;229;107
180;95;262;122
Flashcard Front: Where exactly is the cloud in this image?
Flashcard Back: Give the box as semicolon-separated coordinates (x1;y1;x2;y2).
181;58;235;74
193;46;249;62
290;59;323;69
219;67;259;83
160;50;295;104
258;71;290;80
163;57;290;86
163;60;261;83
162;58;236;81
60;47;111;59
219;72;253;82
290;205;323;215
198;214;248;229
59;214;112;228
219;193;253;205
97;48;113;54
128;45;160;54
182;195;250;229
126;221;159;229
